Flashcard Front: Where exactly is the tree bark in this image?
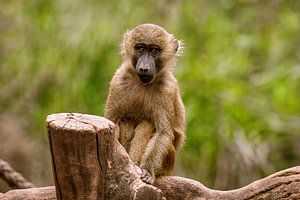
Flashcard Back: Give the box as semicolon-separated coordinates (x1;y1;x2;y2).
47;113;164;200
1;113;300;200
0;186;56;200
0;158;36;189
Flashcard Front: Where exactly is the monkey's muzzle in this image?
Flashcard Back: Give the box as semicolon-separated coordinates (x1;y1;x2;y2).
136;54;155;84
138;74;154;84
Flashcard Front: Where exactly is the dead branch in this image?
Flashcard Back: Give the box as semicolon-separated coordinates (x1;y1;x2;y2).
0;158;35;189
1;113;300;200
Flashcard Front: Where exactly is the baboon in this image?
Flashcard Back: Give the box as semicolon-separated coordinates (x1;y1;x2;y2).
105;24;185;184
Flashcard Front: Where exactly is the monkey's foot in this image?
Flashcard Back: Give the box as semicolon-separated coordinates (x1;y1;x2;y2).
141;169;154;184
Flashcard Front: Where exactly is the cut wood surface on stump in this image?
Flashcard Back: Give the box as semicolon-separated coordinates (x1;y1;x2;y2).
1;113;300;200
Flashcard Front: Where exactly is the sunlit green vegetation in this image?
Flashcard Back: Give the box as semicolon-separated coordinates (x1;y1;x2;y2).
1;0;300;190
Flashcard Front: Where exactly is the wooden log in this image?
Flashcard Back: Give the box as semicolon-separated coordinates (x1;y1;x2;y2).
154;167;300;199
46;113;163;200
0;186;55;200
0;158;36;189
1;113;300;200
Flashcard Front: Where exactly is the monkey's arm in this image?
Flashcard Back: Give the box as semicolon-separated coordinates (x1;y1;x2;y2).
104;91;117;122
118;122;135;151
104;82;123;141
128;121;153;164
139;109;174;183
104;69;125;123
173;90;186;151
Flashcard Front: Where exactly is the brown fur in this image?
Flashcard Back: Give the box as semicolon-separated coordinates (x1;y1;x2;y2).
105;24;185;182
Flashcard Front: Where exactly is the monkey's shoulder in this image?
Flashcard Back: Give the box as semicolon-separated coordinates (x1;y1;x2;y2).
109;66;137;87
154;72;180;94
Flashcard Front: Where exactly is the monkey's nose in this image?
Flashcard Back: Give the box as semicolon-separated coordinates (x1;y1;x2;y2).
138;64;151;75
139;67;149;73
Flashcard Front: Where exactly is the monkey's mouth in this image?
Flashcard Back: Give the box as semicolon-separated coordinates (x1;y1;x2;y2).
138;74;154;84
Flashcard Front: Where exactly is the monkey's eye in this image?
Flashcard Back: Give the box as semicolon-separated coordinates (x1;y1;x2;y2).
150;48;159;56
137;47;144;53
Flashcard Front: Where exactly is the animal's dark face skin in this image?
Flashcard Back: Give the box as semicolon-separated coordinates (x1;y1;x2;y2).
132;43;163;84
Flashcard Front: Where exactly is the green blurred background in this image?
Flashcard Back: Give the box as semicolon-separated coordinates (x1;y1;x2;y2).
1;0;300;192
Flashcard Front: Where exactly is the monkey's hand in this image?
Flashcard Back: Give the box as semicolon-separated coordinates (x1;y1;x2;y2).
141;168;154;184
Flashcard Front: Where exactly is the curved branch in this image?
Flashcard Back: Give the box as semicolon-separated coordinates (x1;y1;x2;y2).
0;159;35;189
1;113;299;200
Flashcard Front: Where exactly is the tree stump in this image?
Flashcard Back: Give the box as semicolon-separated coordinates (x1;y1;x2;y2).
47;113;163;200
1;113;300;200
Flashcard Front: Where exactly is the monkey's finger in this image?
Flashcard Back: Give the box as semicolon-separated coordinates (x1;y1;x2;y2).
141;175;153;184
141;169;154;184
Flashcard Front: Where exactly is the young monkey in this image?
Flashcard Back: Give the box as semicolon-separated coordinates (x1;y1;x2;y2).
105;23;185;184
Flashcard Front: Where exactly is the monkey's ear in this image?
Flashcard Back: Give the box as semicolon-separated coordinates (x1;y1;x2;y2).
174;40;179;52
123;31;130;47
174;39;183;56
124;31;129;42
120;31;130;56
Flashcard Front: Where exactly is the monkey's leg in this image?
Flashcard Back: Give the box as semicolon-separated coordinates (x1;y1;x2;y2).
128;121;154;164
118;121;135;152
139;113;175;184
140;143;175;184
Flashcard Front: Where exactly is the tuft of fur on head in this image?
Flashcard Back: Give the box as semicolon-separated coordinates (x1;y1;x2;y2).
120;24;183;68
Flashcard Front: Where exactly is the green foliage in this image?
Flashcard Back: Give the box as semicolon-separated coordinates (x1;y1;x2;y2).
1;0;300;189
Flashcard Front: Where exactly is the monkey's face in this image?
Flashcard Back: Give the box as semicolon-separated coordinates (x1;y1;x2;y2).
132;43;162;84
122;24;181;85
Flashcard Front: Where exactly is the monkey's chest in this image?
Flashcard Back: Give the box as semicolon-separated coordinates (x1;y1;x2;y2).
117;92;155;122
